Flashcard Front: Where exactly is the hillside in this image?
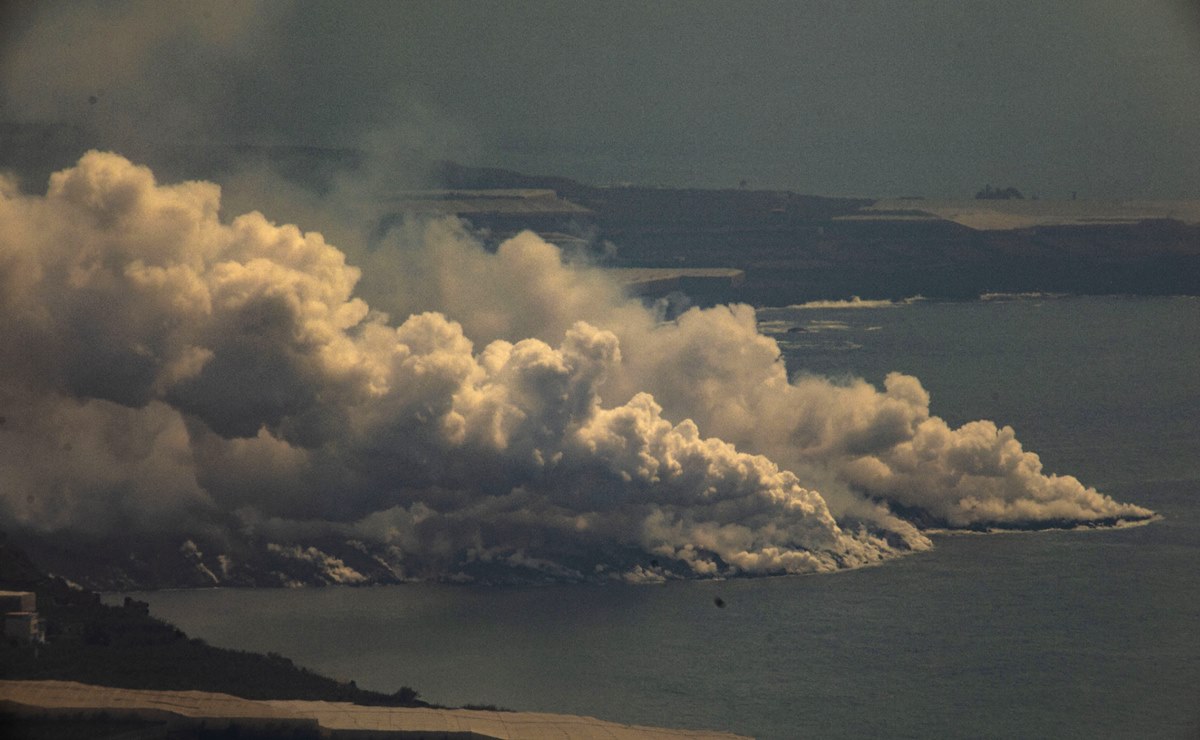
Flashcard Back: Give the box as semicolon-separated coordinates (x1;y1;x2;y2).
0;535;425;707
434;161;1200;303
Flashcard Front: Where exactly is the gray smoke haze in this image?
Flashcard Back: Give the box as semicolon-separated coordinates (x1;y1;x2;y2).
3;2;1200;197
0;2;285;152
0;154;1153;580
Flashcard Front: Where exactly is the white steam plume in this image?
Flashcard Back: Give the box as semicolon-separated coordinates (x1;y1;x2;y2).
0;154;1152;581
361;215;1153;533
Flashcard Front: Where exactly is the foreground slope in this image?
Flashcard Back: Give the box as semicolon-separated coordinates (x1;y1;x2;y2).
0;680;749;740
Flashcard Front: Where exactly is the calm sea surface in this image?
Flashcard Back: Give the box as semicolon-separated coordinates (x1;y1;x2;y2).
113;296;1200;739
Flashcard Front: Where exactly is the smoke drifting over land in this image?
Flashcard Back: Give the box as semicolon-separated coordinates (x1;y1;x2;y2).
6;2;1200;199
0;154;1152;583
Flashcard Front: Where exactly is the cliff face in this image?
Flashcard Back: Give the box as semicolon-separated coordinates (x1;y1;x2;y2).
4;134;1194;303
719;219;1200;305
433;161;1200;303
587;199;1200;303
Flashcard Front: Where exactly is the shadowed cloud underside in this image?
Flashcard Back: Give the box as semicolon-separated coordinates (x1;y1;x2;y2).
0;154;1152;582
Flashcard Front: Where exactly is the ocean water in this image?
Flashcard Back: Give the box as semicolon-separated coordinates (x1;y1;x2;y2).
114;296;1200;739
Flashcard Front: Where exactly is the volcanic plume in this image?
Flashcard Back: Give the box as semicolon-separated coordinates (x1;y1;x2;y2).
0;153;1153;584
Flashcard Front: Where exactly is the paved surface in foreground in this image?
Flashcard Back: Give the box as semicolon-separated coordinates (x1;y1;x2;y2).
0;680;750;739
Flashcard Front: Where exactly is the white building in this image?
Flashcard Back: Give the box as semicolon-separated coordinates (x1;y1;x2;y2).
1;590;43;642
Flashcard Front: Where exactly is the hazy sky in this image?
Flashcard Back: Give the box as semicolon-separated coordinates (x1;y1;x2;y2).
3;1;1200;197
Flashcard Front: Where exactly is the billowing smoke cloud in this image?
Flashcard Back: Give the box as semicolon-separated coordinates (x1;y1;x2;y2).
0;154;1152;582
356;216;1154;533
